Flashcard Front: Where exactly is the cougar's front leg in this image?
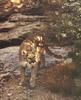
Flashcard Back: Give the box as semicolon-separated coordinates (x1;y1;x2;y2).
30;63;38;88
19;61;27;86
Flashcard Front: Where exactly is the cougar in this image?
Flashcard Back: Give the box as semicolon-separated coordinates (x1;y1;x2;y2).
19;34;45;88
19;34;62;88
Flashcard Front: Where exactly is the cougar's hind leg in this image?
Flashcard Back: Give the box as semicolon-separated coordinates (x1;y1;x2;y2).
30;63;38;88
19;61;27;86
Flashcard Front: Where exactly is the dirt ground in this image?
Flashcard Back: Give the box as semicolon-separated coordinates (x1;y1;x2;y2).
0;65;76;100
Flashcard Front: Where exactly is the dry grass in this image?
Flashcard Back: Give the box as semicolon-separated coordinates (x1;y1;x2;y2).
38;63;76;94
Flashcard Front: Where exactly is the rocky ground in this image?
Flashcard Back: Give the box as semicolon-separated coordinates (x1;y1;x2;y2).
0;46;81;100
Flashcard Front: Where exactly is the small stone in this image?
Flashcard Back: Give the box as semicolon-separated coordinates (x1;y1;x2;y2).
7;93;13;96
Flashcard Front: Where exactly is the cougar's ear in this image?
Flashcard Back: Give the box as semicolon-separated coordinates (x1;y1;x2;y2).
22;50;27;55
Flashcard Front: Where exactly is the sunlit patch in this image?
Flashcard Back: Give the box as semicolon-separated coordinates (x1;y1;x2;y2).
35;35;43;42
10;0;23;8
38;36;43;41
35;47;41;62
32;43;35;47
24;42;30;46
11;0;21;4
39;43;43;46
28;53;35;59
4;1;13;11
64;58;72;64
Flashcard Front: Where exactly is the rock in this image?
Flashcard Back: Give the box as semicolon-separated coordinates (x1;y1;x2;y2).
0;47;19;72
0;21;16;30
0;21;47;49
8;13;49;22
0;73;10;81
0;21;46;41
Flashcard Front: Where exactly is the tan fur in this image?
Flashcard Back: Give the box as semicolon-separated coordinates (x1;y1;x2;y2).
19;35;45;88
